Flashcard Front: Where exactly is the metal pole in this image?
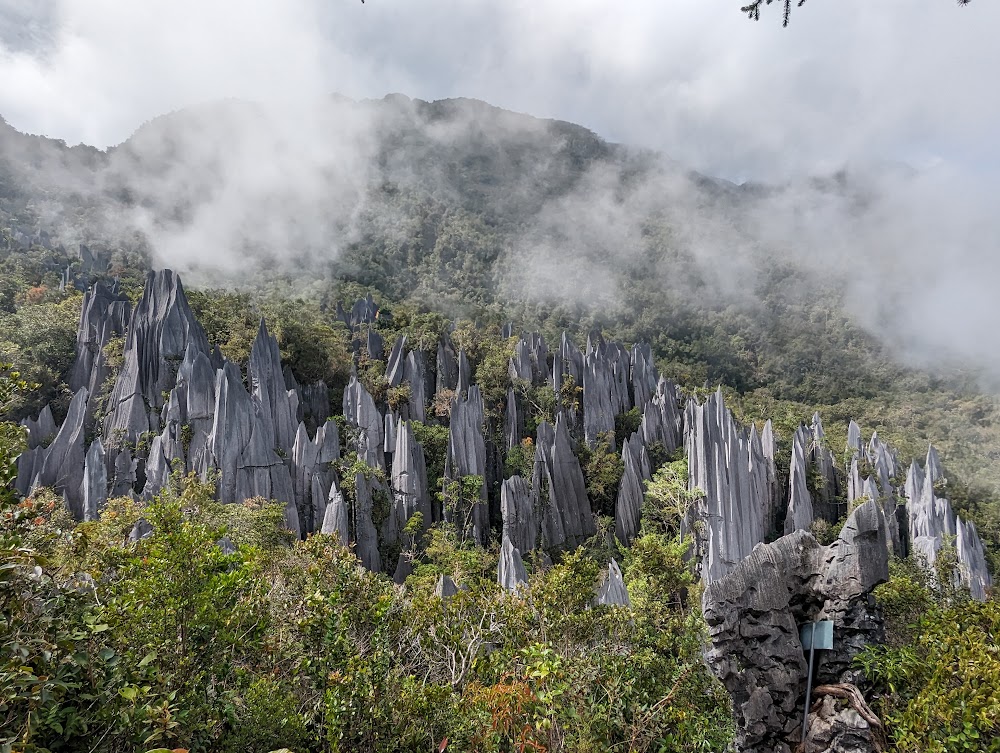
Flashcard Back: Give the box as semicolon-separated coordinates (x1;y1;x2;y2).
802;622;816;745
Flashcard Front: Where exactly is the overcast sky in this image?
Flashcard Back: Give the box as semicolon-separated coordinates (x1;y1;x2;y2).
1;0;998;182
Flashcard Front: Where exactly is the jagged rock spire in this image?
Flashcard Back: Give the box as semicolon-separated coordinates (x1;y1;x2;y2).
498;536;528;593
32;387;89;519
20;405;57;449
594;559;631;607
343;375;384;469
104;270;210;442
500;475;537;553
68;281;131;423
686;389;778;582
533;414;595;550
703;501;889;753
444;385;489;545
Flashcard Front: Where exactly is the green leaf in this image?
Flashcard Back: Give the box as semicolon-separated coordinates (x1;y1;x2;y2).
138;652;157;667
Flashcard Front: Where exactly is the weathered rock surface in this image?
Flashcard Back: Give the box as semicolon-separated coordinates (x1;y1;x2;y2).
583;347;616;448
33;388;89;518
498;536;528;592
68;282;131;423
500;475;537;553
615;434;647;547
784;424;815;535
321;480;350;545
703;501;889;753
104;270;210;442
21;405;57;449
343;375;384;469
905;445;992;599
594;559;631;607
533;414;595;550
444;385;489;545
81;438;107;521
391;420;432;534
249;319;298;455
686;389;778;582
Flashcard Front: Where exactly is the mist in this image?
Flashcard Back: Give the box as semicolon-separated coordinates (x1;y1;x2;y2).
1;0;1000;381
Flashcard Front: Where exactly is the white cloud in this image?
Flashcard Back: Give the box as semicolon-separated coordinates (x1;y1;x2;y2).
2;0;1000;378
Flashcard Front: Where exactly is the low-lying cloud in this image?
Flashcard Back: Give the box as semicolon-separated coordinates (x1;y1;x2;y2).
2;0;1000;381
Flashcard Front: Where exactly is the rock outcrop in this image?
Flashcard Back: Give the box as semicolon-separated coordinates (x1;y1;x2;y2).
444;386;489;545
703;501;889;753
498;536;528;592
533;414;595;550
686;389;778;583
594;559;631;607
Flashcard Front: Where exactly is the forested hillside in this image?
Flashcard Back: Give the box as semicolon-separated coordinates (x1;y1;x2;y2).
1;97;998;753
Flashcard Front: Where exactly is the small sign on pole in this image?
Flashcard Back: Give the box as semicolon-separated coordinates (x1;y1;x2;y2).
800;619;833;650
799;620;835;744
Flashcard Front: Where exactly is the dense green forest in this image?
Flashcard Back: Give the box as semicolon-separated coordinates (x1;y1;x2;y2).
2;97;999;751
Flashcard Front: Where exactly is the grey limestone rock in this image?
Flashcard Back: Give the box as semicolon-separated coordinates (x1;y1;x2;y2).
640;377;683;455
14;446;42;498
552;332;584;394
321;480;351;544
615;437;645;547
500;475;537;554
956;517;992;601
175;343;216;472
498;536;528;592
444;386;489;545
343;375;384;469
504;387;522;449
104;270;210;442
68;282;131;423
435;574;460;599
34;387;89;519
906;445;991;599
630;343;658;410
391;420;432;537
686;389;779;582
366;328;384;362
509;332;549;386
110;447;137;498
903;458;924;508
509;337;533;383
802;694;882;753
457;349;472;397
81;439;107;521
217;536;237;555
385;335;407;387
314;419;341;464
142;430;181;500
249;319;298;455
128;518;154;542
846;420;863;456
809;413;840;520
594;559;631;607
583;348;616;448
925;444;944;484
21;405;57;449
353;471;384;573
383;411;397;456
291;422;320;536
533;414;595;550
207;360;296;524
403;349;428;424
299;381;331;430
784;424;814;535
703;501;889;753
436;338;459;393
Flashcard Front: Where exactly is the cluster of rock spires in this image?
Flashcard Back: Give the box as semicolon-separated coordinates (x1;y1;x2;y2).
14;269;992;598
11;267;996;751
